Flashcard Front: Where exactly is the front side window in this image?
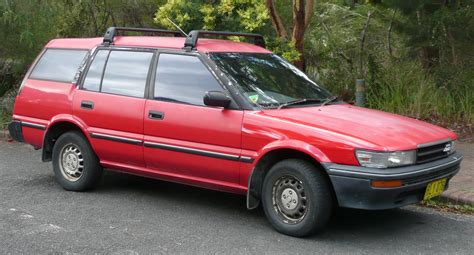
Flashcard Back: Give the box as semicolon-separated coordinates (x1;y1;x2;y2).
101;50;153;98
210;53;332;108
30;49;88;83
154;54;223;106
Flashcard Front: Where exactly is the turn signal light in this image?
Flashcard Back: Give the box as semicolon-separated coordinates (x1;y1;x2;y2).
371;180;403;188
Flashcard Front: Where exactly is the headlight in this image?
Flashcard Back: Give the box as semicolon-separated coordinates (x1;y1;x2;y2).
355;150;416;168
449;140;456;154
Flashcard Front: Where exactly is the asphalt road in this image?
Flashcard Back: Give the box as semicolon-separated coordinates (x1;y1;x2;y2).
1;142;473;254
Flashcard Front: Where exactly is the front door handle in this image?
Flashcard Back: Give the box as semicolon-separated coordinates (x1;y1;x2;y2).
149;110;165;120
81;101;94;110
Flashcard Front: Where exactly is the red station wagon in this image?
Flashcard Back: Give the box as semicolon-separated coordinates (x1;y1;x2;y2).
8;27;463;237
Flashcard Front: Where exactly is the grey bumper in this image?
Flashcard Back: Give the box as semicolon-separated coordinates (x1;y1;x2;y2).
323;152;463;210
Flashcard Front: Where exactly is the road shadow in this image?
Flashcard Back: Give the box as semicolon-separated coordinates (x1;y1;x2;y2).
96;170;429;240
97;170;253;214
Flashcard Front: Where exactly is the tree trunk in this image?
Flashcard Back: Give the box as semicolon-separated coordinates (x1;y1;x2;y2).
445;24;459;66
359;11;372;77
292;0;313;71
266;0;314;71
265;0;287;39
387;10;395;57
419;47;440;69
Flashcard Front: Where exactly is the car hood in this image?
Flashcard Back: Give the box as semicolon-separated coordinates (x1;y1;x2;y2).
259;104;456;151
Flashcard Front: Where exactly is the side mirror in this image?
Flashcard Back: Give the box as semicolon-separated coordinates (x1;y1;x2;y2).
203;91;231;108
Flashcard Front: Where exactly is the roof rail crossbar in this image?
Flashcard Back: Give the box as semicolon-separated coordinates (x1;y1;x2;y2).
184;30;266;49
103;27;185;45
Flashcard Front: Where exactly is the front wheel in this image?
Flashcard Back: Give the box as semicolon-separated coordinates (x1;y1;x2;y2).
261;159;333;237
52;131;103;191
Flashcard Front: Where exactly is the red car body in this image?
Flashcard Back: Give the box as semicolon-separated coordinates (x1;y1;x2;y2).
9;30;462;214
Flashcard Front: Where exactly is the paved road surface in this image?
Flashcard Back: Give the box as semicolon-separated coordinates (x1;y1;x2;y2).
1;142;473;254
442;143;474;204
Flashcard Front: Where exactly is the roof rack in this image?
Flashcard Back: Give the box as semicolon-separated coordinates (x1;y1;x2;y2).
184;30;266;49
102;27;185;45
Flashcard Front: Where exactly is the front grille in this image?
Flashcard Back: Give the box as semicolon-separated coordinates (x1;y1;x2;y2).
416;141;451;164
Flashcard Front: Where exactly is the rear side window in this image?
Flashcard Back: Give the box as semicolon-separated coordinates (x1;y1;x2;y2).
154;54;223;106
30;49;88;83
96;50;153;98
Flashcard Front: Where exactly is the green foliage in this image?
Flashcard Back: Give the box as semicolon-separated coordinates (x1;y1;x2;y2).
0;102;12;129
154;0;269;32
382;0;474;67
266;38;301;63
421;198;474;215
306;2;403;93
366;61;437;119
155;0;269;32
0;0;59;69
154;0;299;62
0;0;163;92
0;0;472;131
305;0;473;126
56;0;161;37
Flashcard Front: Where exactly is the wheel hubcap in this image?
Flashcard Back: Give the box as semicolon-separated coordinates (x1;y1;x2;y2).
281;188;299;210
272;175;308;224
59;144;84;182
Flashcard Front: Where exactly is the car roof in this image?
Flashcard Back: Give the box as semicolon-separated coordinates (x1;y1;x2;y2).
45;36;272;54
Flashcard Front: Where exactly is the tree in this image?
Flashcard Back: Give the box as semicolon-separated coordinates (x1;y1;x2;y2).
266;0;314;70
154;0;303;67
382;0;474;69
155;0;269;35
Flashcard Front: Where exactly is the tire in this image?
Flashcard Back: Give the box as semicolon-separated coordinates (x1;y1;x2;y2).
52;131;102;191
261;159;333;237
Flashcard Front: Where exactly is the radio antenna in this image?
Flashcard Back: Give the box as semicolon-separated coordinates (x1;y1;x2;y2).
166;17;188;37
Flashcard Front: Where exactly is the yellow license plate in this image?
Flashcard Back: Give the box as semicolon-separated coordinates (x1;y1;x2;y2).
423;178;447;200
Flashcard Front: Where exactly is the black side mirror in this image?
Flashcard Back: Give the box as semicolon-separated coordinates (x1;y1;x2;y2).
203;91;231;108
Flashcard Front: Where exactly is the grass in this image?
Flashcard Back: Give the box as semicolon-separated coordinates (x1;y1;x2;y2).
0;84;14;129
0;113;10;129
420;198;474;215
316;60;474;139
0;99;12;130
366;61;473;125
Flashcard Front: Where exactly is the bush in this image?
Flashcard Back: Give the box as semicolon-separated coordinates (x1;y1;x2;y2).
0;97;13;129
305;1;473;132
367;61;438;119
366;60;473;125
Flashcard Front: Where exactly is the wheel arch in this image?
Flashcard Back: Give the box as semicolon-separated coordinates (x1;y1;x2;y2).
42;116;90;162
247;145;335;210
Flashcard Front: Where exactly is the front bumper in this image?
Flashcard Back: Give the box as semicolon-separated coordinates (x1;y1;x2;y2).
323;152;463;210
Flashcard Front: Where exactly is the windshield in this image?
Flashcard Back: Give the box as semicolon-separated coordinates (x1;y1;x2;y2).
210;53;332;108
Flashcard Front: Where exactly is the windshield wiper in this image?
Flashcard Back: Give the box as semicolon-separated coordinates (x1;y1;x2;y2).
277;98;324;109
320;96;338;107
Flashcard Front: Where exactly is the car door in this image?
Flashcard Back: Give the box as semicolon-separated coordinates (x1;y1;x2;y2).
73;48;155;167
143;52;243;184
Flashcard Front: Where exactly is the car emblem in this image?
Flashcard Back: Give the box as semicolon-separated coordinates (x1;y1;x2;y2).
443;143;452;152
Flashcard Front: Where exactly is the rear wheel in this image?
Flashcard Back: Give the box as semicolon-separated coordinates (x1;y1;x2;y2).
261;159;333;237
52;131;102;191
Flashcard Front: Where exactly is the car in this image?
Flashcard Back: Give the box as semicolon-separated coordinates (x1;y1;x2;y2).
8;27;463;237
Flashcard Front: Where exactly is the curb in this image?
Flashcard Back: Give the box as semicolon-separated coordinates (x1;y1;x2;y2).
440;190;474;206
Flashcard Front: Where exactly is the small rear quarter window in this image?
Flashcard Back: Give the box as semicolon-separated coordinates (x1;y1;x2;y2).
29;49;88;83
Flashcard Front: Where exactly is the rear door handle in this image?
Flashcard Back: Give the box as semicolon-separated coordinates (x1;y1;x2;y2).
81;101;94;110
148;110;165;120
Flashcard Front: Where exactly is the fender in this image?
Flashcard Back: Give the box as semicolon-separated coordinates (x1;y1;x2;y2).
246;139;331;209
42;114;92;161
256;139;331;163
